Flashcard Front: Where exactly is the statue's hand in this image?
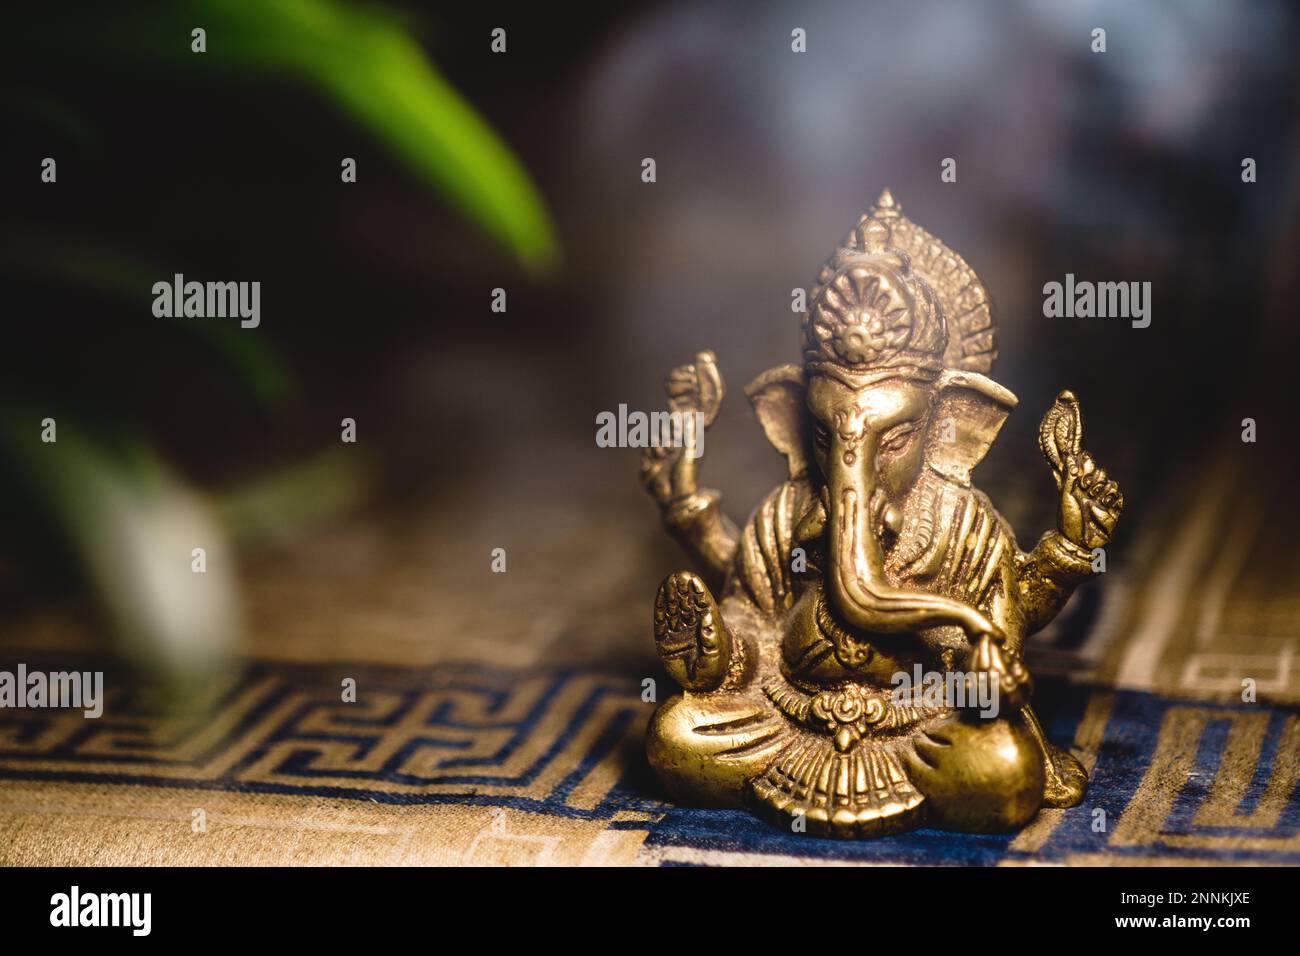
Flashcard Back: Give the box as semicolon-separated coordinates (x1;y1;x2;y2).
1058;450;1124;550
640;351;724;507
967;634;1032;714
1039;390;1123;551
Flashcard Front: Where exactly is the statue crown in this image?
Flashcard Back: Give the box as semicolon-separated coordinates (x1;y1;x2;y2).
802;189;997;377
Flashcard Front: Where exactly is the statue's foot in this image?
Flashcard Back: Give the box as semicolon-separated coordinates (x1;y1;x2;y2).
647;693;791;807
1041;744;1088;808
1020;706;1088;808
654;570;741;691
904;715;1046;832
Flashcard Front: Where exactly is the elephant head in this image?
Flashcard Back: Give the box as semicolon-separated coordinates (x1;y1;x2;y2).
746;195;1016;641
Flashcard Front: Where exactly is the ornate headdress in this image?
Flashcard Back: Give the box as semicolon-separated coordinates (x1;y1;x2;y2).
802;189;997;378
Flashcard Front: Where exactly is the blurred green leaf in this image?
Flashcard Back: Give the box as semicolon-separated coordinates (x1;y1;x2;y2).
190;0;560;272
218;445;374;544
0;234;293;407
0;412;237;698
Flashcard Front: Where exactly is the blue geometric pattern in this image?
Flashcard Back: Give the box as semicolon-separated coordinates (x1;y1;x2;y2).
1;659;1295;863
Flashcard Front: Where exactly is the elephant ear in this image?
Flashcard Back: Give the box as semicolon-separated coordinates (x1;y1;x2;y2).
927;369;1018;485
745;364;811;479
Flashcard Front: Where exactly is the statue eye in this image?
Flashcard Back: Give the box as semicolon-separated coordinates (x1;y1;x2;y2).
880;422;920;453
814;423;831;453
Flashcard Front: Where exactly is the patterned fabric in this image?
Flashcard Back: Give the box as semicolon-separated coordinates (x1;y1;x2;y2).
1;664;1295;865
0;455;1296;865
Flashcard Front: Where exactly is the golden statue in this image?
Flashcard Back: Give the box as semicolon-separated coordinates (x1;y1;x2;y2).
640;190;1124;837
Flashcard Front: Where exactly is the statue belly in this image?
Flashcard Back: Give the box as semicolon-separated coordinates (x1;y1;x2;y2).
779;584;933;691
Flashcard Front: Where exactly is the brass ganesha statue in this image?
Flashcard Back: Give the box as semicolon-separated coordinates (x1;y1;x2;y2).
639;190;1123;837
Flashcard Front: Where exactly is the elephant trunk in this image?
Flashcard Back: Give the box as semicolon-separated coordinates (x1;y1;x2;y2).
826;448;993;638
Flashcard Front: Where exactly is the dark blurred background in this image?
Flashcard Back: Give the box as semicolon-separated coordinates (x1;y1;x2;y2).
1;0;1297;699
